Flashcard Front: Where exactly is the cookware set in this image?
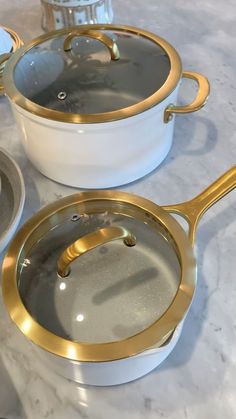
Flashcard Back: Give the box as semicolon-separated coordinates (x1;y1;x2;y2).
0;23;235;386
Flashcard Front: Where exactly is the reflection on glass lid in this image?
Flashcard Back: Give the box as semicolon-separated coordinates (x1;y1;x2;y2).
13;28;172;114
19;210;181;344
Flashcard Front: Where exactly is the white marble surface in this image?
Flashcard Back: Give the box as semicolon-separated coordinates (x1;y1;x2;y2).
0;0;236;418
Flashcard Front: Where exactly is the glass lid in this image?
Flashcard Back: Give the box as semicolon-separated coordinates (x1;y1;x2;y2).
18;206;181;344
5;165;234;362
5;25;182;123
3;191;196;362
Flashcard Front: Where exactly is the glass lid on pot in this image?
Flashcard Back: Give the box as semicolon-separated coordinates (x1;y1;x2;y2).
6;25;182;123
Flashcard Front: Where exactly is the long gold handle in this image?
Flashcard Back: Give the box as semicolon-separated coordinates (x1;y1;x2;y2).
163;166;236;245
57;226;136;278
164;71;210;123
63;29;120;61
0;53;12;93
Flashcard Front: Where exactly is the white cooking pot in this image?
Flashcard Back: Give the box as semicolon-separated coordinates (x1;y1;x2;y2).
2;167;235;385
0;24;209;188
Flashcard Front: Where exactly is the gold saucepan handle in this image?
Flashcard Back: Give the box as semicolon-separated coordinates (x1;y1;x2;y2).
0;53;12;93
63;29;120;61
163;166;236;245
164;71;210;123
57;226;136;278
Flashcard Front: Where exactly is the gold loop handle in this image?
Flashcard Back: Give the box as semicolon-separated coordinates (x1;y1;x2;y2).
63;29;120;61
0;53;12;94
164;71;210;123
163;166;236;245
57;226;136;278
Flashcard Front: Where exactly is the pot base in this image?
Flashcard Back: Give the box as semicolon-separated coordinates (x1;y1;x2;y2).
36;322;183;386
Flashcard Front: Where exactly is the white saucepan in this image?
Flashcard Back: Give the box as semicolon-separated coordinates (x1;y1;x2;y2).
2;167;235;385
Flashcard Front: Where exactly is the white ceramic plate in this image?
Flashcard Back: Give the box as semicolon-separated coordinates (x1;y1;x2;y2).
0;148;25;253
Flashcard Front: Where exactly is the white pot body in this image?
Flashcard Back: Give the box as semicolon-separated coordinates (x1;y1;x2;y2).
36;321;183;386
11;85;179;189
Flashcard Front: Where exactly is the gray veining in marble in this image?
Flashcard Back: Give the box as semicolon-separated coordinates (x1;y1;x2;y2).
0;0;236;418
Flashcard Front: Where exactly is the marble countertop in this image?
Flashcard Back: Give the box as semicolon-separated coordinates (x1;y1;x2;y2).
0;0;236;418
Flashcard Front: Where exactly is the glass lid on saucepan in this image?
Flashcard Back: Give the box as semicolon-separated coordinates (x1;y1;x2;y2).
19;208;180;345
5;24;182;122
3;191;195;362
3;168;236;362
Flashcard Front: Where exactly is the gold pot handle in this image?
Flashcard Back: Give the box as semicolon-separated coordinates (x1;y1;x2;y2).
63;29;120;61
57;226;136;278
3;26;24;51
163;166;236;245
164;71;210;123
0;53;12;94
